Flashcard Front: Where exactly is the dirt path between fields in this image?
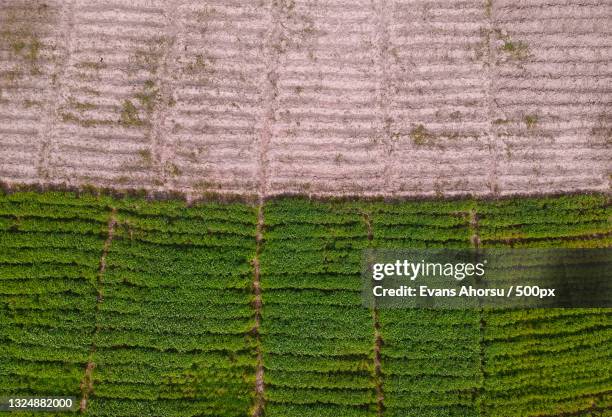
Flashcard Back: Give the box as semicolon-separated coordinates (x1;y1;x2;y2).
149;3;181;190
79;207;117;412
252;203;265;417
362;211;385;416
470;208;487;416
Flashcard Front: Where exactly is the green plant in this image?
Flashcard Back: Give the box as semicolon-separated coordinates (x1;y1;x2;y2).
409;124;435;145
120;100;142;127
0;192;609;417
524;114;538;129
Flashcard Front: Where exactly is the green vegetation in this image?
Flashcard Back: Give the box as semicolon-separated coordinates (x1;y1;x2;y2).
501;40;529;60
0;193;109;404
164;162;181;177
523;114;538;129
185;54;215;75
261;199;376;417
495;30;530;61
477;195;611;417
135;80;160;114
0;192;610;416
88;199;258;416
0;192;258;417
60;112;115;128
409;124;435;146
120;100;142;127
370;201;480;417
137;149;153;166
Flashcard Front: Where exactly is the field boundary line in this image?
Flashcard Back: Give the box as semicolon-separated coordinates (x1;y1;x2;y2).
375;0;395;196
362;211;385;416
252;1;284;408
37;0;76;181
150;3;183;191
470;208;481;249
257;0;281;200
373;309;384;417
79;207;117;412
470;207;486;414
484;0;501;196
251;203;266;417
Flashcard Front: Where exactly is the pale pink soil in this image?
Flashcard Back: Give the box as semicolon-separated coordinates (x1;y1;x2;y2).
0;0;610;199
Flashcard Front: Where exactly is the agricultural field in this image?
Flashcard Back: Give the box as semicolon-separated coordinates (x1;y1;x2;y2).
0;0;610;416
0;191;610;416
85;199;258;416
477;197;612;417
260;199;375;417
0;0;610;197
0;193;259;416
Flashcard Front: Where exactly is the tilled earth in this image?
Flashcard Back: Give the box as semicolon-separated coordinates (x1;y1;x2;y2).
0;0;610;198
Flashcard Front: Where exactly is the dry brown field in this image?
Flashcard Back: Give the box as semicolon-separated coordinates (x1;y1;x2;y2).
0;0;610;198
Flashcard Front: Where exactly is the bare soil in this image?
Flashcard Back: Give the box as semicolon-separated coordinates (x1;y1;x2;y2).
0;0;610;199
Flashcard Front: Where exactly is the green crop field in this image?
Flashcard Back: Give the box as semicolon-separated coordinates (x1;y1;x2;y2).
0;191;610;416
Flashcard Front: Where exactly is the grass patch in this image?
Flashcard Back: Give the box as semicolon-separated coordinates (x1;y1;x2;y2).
495;30;530;61
134;80;160;114
524;114;538;129
120;100;142;127
138;149;152;165
493;118;510;125
410;124;435;146
165;162;181;177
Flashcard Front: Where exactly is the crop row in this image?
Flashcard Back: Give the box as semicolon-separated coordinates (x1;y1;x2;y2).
87;201;257;417
477;195;610;246
260;200;377;417
478;199;611;417
0;193;260;417
371;207;481;417
0;192;609;417
261;195;610;417
0;196;108;404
